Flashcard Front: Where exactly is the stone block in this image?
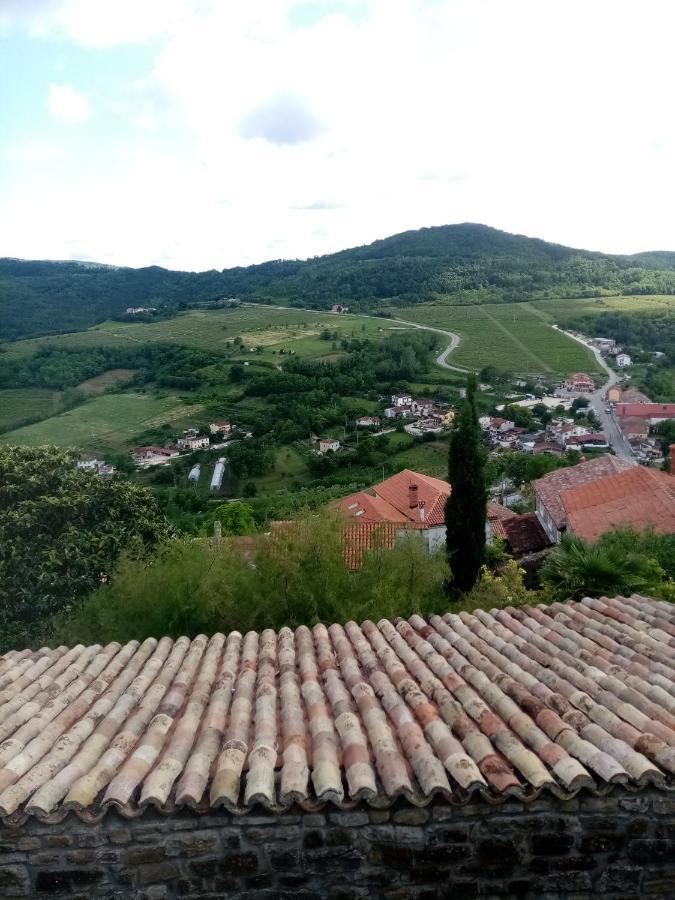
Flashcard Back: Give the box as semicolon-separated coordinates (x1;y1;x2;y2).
392;808;429;826
328;812;369;827
125;847;167;866
108;828;132;845
45;835;74;849
35;868;105;891
167;832;219;857
476;838;519;867
597;866;643;892
137;862;179;886
0;864;30;897
369;809;391;824
579;832;623;854
220;851;259;874
530;833;575;855
627;838;675;865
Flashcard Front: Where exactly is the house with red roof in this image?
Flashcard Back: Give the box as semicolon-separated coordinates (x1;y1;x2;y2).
563;372;595;393
532;455;633;542
334;469;451;552
561;465;675;541
616;402;675;423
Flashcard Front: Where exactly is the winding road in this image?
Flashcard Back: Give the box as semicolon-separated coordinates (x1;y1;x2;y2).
553;326;636;464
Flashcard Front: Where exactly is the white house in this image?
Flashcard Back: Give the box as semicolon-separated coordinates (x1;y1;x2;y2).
616;353;632;368
411;398;435;417
319;439;341;454
356;416;380;427
177;436;210;451
391;393;413;407
77;454;104;471
209;420;232;436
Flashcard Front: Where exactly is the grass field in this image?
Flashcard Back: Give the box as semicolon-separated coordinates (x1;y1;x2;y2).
529;294;675;321
0;392;202;452
76;368;135;395
396;303;604;377
0;388;63;432
2;306;397;361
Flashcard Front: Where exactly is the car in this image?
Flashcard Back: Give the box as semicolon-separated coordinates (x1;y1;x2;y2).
604;407;611;414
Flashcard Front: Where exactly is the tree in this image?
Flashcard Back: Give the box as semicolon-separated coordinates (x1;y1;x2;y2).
445;374;487;593
540;533;662;600
0;445;171;649
201;501;256;536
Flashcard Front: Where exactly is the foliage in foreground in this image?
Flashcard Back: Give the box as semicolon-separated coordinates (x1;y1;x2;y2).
541;530;673;601
55;513;451;644
0;445;172;649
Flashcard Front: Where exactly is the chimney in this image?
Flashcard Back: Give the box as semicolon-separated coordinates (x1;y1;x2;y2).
408;483;419;509
419;500;426;524
670;444;675;475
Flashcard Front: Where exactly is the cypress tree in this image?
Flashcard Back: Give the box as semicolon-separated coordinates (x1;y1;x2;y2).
445;374;487;593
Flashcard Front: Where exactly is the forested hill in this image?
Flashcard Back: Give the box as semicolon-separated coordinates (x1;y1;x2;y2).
2;223;675;341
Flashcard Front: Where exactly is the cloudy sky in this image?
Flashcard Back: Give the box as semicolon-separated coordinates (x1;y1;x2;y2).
1;0;674;271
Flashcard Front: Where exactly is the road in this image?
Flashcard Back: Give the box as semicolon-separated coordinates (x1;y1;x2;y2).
554;326;636;464
241;302;467;372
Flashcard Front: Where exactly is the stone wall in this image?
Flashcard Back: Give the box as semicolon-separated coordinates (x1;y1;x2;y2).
0;788;673;899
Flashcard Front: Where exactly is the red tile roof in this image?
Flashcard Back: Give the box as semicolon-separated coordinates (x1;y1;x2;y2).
562;467;675;541
0;595;672;824
500;513;551;556
342;522;398;570
486;502;517;522
533;456;632;531
335;469;450;529
616;403;675;419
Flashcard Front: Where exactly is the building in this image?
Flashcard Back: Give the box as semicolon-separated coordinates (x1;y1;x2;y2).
76;454;104;471
188;463;201;482
564;433;609;450
430;409;454;427
563;372;595;393
616;402;675;424
615;352;632;367
619;388;651;404
532;455;633;543
490;511;551;559
619;417;650;440
562;464;675;541
383;404;413;419
125;306;157;314
391;393;413;407
177;436;210;451
411;398;435;417
334;469;451;552
319;439;340;454
209;420;232;436
210;457;226;491
355;415;381;427
132;446;176;461
591;337;617;352
330;303;349;313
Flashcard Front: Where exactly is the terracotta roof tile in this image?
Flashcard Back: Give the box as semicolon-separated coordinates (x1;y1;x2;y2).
562;467;675;541
616;402;675;419
0;595;672;824
533;456;633;530
500;513;551;556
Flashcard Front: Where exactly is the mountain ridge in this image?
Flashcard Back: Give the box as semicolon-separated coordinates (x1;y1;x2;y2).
2;223;675;341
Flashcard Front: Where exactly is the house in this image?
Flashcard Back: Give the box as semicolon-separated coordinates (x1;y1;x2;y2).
334;469;451;552
319;439;340;454
563;372;595;393
355;415;381;428
564;433;609;450
132;446;176;462
615;353;632;367
479;416;514;434
412;398;435;417
391;393;413;407
619;417;650;440
125;306;157;315
490;512;551;559
562;464;675;542
606;385;622;404
76;454;104;471
430;409;455;427
532;455;633;542
383;404;413;419
177;436;210;451
616;402;675;424
330;303;349;313
486;501;517;541
591;337;617;352
209;420;232;436
531;440;563;456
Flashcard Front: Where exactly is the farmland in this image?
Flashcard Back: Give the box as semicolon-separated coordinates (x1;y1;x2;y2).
395;302;604;377
76;368;135;395
1;305;397;362
529;294;675;321
0;392;202;452
0;388;63;432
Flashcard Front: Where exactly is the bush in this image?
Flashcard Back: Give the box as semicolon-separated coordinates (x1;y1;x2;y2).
54;512;450;644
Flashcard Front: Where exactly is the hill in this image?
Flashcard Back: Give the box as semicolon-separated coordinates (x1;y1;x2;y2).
2;223;675;340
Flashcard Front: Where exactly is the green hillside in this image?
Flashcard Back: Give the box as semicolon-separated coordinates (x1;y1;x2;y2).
2;223;675;341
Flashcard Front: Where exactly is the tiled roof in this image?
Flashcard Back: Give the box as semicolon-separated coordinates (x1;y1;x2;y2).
335;469;450;529
616;403;675;419
486;502;517;522
619;389;651;404
0;595;672;825
500;513;551;556
533;456;632;530
342;522;398;570
372;469;450;527
562;467;675;542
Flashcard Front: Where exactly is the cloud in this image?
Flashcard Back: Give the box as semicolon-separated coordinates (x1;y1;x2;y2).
47;83;92;122
291;200;345;210
239;92;324;145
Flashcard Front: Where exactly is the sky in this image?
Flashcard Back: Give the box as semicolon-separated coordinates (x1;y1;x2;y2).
1;0;674;271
